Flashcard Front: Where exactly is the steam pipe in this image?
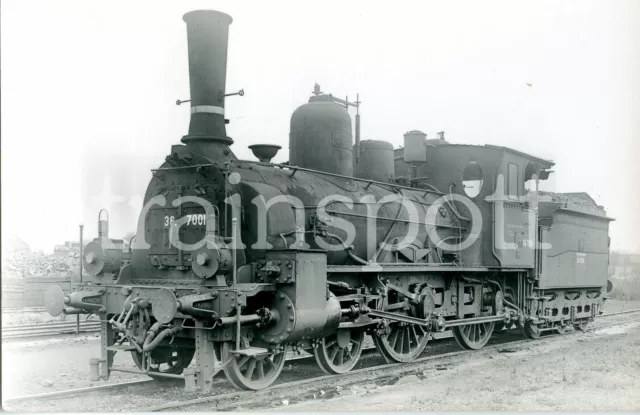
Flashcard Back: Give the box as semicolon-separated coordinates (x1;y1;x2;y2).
324;232;370;265
79;224;84;283
232;217;242;351
447;184;471;222
143;323;182;352
354;95;361;174
142;322;162;351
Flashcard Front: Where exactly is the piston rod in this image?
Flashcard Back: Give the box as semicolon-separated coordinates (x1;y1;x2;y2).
368;309;508;329
218;314;261;325
443;315;508;328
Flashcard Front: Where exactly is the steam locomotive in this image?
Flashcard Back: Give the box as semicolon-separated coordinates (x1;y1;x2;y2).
45;10;613;391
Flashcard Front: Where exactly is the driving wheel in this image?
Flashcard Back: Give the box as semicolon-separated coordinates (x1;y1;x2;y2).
373;322;430;363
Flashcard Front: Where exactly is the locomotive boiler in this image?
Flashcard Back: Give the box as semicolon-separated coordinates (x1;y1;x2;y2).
44;9;614;391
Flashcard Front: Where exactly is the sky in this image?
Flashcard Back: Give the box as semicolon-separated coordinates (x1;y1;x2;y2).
1;0;639;253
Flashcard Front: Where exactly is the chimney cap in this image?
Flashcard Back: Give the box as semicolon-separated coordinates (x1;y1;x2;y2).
183;10;233;25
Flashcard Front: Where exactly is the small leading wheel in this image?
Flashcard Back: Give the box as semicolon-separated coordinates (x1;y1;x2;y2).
314;327;365;374
574;320;589;331
522;321;542;339
452;322;495;350
131;346;195;380
373;322;430;363
221;341;286;390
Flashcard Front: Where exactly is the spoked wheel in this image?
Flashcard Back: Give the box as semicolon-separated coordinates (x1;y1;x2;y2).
574;319;589;331
131;346;195;379
555;324;571;334
522;321;542;339
373;322;430;363
221;341;286;390
452;322;495;350
314;327;365;374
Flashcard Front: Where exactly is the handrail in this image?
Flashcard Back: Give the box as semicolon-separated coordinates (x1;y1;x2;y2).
231;159;446;196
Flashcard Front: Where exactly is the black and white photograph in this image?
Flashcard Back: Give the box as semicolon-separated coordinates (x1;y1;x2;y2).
1;0;639;412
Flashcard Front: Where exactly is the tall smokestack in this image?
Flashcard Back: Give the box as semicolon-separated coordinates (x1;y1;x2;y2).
181;10;233;159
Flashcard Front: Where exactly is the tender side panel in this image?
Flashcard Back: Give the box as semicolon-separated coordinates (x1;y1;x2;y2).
539;209;611;289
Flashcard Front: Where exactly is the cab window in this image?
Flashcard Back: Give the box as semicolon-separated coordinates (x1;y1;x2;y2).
462;161;484;198
524;163;538;193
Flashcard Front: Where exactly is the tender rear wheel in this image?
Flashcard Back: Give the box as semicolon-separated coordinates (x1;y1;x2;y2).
452;322;495;350
574;320;589;331
522;321;541;339
314;327;365;374
373;322;429;363
221;341;285;390
131;346;195;380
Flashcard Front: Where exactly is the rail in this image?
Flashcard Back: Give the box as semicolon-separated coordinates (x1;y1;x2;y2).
2;320;101;340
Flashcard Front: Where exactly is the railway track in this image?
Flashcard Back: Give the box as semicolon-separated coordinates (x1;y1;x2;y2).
1;320;101;340
144;311;640;412
2;307;47;313
4;308;639;411
3;307;639;341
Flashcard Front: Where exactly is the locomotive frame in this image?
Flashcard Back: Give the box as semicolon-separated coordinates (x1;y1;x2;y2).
44;9;613;392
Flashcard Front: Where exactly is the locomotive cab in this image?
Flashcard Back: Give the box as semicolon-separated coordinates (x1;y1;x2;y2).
395;142;555;268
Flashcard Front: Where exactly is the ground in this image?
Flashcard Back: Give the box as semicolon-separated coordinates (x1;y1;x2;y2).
2;308;68;326
1;333;142;400
280;323;640;411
